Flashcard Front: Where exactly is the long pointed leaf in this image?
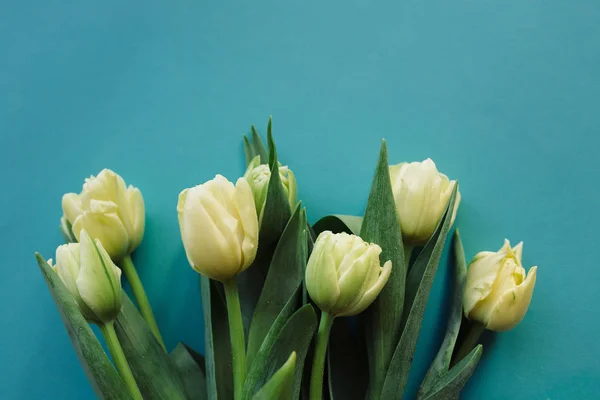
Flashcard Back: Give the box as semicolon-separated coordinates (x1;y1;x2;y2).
201;276;233;400
252;352;297;400
418;231;467;397
238;127;292;335
360;140;406;399
247;205;308;366
170;343;208;400
380;186;459;399
114;293;187;399
251;124;269;164
422;346;483;400
35;253;129;400
244;304;317;400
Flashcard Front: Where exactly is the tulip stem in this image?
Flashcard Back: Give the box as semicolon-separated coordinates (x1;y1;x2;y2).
100;322;143;400
452;320;486;366
223;278;247;400
309;312;335;400
120;255;166;350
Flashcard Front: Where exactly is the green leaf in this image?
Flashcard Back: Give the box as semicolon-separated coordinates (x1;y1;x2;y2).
380;185;459;400
359;140;406;399
242;123;269;167
35;253;130;400
201;276;234;400
247;205;308;367
114;293;187;399
252;123;269;164
421;346;483;400
243;304;317;400
238;126;292;336
327;317;369;400
252;352;297;400
243;136;255;167
312;215;363;236
170;343;208;400
418;231;468;397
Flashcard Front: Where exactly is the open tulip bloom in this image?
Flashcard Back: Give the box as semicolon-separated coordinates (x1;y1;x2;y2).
34;118;539;400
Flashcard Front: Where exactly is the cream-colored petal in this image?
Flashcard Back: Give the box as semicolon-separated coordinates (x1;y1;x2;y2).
305;233;340;312
486;267;537;331
181;190;242;280
332;248;373;315
74;210;130;261
62;193;83;225
127;186;145;252
512;242;524;263
285;169;297;210
338;260;392;317
244;156;262;178
55;243;82;298
234;178;259;271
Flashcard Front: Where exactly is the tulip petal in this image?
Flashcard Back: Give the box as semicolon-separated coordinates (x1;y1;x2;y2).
486;266;537;331
62;193;83;225
333;247;375;314
55;244;82;298
235;178;259;271
306;233;340;312
338;260;392;317
180;186;242;280
127;186;145;252
76;231;122;323
72;210;130;261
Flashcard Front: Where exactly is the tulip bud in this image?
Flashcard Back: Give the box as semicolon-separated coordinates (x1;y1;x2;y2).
177;174;259;282
244;156;297;222
305;231;392;317
389;159;461;245
51;230;123;324
463;239;537;331
61;169;145;261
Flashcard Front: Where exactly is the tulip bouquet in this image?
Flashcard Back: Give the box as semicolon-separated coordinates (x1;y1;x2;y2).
35;118;537;400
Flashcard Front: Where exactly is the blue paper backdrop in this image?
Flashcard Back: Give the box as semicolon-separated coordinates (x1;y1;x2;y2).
2;1;599;399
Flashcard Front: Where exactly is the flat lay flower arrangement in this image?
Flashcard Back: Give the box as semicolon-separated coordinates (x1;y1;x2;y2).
35;118;537;400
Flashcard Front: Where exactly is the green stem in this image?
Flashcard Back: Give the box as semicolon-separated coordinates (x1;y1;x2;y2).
120;255;166;350
404;243;414;267
223;278;247;400
452;321;486;366
309;312;335;400
99;322;143;400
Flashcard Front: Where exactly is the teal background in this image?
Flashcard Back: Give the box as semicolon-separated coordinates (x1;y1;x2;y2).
1;1;599;398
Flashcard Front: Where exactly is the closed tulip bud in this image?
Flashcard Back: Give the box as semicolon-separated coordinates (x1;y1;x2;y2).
50;230;123;324
177;174;259;282
463;239;537;332
244;156;297;222
61;169;145;261
389;159;461;245
305;231;392;317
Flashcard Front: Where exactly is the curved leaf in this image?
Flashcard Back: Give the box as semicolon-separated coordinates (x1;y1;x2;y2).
244;304;317;400
312;215;363;236
247;205;308;367
418;231;467;397
359;140;406;399
422;345;483;400
170;343;207;400
380;186;459;400
114;293;187;399
35;253;129;400
252;352;297;400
